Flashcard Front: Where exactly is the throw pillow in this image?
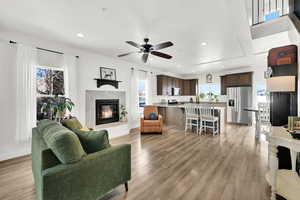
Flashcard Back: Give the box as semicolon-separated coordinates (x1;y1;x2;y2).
72;129;111;154
149;112;158;120
39;120;86;164
61;117;83;130
80;126;90;131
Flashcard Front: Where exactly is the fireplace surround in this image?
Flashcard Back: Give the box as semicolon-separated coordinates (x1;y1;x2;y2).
86;90;126;128
95;99;119;125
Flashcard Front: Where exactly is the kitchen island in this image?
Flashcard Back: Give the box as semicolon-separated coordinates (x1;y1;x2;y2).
153;102;226;134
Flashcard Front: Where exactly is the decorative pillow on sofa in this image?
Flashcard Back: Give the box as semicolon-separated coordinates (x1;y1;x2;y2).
149;112;158;120
80;126;90;131
72;129;111;154
61;117;83;130
38;120;86;164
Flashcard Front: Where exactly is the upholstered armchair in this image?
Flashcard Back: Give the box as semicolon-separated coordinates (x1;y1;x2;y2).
140;105;163;134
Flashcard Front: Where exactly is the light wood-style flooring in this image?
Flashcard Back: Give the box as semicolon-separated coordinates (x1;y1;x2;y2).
0;124;270;200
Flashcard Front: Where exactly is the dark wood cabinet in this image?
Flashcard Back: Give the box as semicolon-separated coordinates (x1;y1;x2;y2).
157;75;169;96
189;79;198;95
226;74;239;86
221;76;227;95
183;80;191;96
156;75;198;96
157;76;163;95
220;72;252;95
239;73;252;86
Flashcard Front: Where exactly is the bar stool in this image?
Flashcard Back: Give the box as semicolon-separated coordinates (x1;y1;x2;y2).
184;104;201;135
199;104;219;136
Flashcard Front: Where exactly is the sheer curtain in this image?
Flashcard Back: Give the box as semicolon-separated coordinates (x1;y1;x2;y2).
146;71;154;105
129;69;140;128
63;54;78;116
16;44;37;141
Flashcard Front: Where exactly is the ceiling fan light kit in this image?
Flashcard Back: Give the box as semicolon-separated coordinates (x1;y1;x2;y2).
118;38;174;63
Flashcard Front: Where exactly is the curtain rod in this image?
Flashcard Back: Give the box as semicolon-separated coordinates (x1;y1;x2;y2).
130;67;153;74
9;40;79;58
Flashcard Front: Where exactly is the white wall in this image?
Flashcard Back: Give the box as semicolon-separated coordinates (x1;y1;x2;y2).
76;53;181;129
76;53;132;127
0;41;80;161
0;30;176;161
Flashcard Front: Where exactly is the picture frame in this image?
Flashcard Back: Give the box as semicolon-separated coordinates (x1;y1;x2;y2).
100;67;117;81
206;73;213;83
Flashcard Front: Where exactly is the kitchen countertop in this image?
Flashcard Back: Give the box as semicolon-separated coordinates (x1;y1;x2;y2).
153;101;227;108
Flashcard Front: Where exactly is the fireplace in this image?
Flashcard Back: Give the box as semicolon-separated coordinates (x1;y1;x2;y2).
95;99;119;125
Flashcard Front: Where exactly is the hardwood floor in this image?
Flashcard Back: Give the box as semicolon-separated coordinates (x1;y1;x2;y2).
0;124;270;200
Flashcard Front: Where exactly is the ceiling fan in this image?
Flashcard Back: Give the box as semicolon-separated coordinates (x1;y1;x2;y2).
118;38;174;63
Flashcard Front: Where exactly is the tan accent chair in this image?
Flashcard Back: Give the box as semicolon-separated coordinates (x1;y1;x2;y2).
140;105;163;134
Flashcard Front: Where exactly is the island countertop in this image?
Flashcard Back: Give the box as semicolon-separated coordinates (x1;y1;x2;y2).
153;102;226;133
153;101;227;108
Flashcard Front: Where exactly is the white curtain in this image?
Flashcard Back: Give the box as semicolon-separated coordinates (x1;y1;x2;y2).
146;71;154;105
16;44;37;141
129;69;140;128
63;55;78;117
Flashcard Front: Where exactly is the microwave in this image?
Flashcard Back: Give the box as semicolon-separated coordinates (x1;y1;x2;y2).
171;87;181;96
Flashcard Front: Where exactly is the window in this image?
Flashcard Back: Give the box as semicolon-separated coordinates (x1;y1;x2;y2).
199;83;221;95
138;79;146;107
256;83;267;103
36;66;65;120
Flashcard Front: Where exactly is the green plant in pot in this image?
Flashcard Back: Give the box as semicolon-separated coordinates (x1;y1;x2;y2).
41;95;75;122
213;94;220;102
120;105;128;122
199;93;206;100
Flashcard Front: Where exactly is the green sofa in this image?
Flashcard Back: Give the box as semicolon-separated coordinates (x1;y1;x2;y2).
32;120;131;200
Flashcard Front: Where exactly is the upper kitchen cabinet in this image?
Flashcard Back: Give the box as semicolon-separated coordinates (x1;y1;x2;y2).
157;75;169;96
156;75;198;96
182;80;191;96
221;76;227;95
183;79;198;96
220;72;253;95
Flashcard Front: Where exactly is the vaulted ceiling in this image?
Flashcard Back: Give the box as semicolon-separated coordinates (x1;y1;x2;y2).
0;0;286;74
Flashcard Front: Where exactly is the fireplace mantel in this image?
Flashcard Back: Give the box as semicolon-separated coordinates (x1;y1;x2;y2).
94;79;122;89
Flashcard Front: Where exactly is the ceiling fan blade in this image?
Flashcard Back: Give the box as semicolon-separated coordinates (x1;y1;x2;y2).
126;41;141;49
142;53;149;63
151;51;172;59
152;41;173;50
118;51;140;57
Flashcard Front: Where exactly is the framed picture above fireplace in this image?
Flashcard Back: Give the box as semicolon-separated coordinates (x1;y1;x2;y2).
100;67;116;81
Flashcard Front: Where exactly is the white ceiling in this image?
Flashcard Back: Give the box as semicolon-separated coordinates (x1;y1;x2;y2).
0;0;276;74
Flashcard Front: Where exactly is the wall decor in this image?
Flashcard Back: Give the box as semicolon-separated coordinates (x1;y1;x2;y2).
100;67;116;81
206;73;213;83
264;67;273;79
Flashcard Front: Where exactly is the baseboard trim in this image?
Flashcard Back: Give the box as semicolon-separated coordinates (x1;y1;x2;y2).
0;150;31;162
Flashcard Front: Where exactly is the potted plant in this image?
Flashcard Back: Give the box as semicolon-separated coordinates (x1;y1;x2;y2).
120;105;128;122
41;95;75;122
199;93;206;101
213;94;220;102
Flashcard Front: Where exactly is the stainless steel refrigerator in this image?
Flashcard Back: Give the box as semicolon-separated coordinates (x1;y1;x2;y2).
227;87;252;125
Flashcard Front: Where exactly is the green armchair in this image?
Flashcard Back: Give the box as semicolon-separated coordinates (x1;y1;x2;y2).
32;120;131;200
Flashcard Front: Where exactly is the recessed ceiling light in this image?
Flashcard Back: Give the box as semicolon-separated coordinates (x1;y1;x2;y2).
77;33;84;38
101;8;108;12
201;42;207;46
